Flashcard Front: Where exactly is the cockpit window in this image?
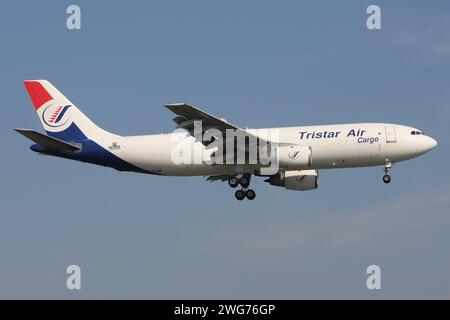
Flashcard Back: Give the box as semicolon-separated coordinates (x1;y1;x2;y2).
411;131;423;136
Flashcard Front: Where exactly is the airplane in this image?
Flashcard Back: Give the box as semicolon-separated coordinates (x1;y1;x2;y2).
16;80;437;201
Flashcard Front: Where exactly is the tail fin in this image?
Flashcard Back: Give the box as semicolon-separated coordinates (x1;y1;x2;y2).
23;80;117;142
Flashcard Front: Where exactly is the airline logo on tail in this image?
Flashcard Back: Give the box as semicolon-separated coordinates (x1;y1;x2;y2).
42;104;72;127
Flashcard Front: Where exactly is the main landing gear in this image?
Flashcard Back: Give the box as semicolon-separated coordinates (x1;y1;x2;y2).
228;174;256;201
383;161;392;184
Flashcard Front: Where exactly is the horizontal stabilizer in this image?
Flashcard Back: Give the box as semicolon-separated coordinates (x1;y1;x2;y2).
14;128;81;152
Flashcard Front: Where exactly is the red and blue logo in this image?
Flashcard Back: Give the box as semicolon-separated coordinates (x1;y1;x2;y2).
42;104;72;127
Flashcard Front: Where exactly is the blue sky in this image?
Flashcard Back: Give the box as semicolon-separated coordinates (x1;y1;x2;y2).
0;0;449;298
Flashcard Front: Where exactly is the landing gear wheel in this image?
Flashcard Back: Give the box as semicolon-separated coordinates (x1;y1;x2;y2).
246;189;256;200
235;190;246;201
228;177;239;188
240;176;250;188
383;160;393;185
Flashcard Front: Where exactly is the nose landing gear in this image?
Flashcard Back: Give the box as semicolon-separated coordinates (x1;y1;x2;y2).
229;174;256;201
383;161;392;184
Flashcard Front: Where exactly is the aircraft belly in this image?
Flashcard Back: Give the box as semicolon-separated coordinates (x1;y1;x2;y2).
310;139;383;169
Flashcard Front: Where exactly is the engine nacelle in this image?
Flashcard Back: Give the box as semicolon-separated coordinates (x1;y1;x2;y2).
266;169;319;191
277;145;312;169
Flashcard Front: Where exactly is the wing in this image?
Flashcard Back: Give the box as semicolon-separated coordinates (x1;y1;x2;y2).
164;103;297;169
164;103;269;150
206;174;234;182
165;103;238;134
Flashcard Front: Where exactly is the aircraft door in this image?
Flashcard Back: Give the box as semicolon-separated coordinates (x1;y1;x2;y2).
385;126;397;143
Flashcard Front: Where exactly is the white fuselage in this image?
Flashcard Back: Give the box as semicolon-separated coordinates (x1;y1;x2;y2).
21;80;437;184
92;123;437;176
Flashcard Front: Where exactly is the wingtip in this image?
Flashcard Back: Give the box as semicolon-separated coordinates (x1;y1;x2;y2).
164;103;187;107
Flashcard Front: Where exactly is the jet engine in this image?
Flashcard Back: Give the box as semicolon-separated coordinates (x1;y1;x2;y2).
265;169;318;191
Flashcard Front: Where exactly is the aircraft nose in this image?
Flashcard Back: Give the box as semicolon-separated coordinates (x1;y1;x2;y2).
425;136;438;151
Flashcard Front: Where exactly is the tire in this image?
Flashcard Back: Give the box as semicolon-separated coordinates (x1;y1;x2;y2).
228;177;239;188
235;190;245;201
246;189;256;200
383;175;391;184
240;176;250;188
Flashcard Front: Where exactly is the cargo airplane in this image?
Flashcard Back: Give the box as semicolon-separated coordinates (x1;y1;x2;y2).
16;80;437;200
